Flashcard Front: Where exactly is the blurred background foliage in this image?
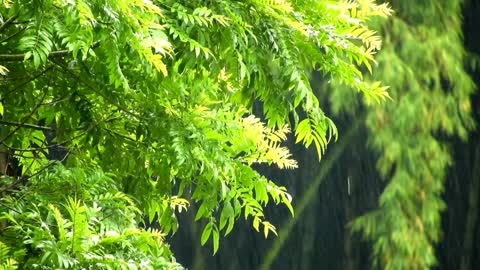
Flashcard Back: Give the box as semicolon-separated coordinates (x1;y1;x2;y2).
170;0;480;269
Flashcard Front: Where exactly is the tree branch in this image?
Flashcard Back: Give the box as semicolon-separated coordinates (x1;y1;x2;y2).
1;65;54;102
0;41;100;62
2;112;121;154
0;27;26;44
0;120;54;131
0;15;18;33
0;91;48;145
0;49;69;62
104;128;139;144
27;152;70;179
51;59;143;120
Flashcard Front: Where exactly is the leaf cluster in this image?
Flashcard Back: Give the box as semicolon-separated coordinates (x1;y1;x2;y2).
0;165;182;269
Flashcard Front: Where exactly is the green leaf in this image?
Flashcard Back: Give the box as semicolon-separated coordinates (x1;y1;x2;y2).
225;216;235;236
219;201;233;230
262;221;277;239
212;228;220;254
253;216;260;232
201;222;212;246
254;181;268;204
195;203;208;221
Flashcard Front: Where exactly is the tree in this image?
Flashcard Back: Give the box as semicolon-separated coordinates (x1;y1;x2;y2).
0;0;391;268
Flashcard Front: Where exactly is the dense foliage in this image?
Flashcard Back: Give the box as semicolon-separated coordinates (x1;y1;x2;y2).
0;165;182;269
0;0;391;268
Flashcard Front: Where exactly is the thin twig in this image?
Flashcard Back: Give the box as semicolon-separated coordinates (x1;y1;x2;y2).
0;65;54;102
4;142;66;152
0;65;55;145
104;128;138;144
2;112;120;154
51;59;143;120
28;151;70;179
0;92;48;145
0;15;18;33
20;157;37;176
0;201;22;214
40;95;70;106
0;26;26;44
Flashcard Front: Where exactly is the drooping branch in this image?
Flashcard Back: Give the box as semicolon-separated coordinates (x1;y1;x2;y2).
260;116;363;270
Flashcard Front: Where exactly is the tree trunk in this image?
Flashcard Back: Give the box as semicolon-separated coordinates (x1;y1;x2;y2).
460;145;480;270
